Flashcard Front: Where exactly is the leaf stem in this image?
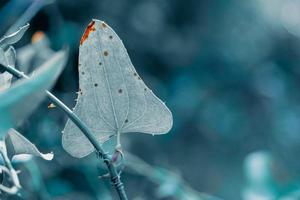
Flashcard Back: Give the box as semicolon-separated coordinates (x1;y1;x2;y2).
0;64;128;200
116;131;122;150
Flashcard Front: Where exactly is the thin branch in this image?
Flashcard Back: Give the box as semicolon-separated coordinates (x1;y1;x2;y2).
0;64;128;200
0;147;21;195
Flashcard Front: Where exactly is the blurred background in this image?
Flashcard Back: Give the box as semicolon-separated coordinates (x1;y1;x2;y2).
2;0;300;199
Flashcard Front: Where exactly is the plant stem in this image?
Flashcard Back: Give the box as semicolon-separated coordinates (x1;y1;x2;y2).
0;64;128;200
116;131;122;149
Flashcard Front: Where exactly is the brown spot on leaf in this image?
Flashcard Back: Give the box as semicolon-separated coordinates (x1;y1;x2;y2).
101;22;107;28
80;21;96;45
109;35;113;39
118;89;123;94
94;83;98;87
125;119;129;123
104;51;109;56
81;71;85;75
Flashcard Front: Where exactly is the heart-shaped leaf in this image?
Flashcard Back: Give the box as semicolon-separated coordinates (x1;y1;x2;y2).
0;49;68;136
5;129;53;161
62;19;173;158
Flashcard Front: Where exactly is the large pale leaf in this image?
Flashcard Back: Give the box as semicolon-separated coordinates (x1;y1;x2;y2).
17;31;54;74
5;129;53;161
0;50;68;136
63;19;173;158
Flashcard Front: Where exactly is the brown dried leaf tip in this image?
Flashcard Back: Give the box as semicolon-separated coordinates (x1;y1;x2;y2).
48;103;56;109
80;21;96;45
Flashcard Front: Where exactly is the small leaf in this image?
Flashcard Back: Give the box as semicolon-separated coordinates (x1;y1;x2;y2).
0;46;16;92
0;48;6;67
0;24;29;49
62;19;173;158
0;25;26;91
5;46;16;67
5;129;53;161
0;49;68;135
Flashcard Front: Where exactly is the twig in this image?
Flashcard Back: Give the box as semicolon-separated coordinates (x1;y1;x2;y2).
0;64;128;200
0;147;21;195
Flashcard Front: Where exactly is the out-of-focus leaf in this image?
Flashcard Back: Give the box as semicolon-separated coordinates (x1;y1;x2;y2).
125;152;221;200
23;159;52;199
280;190;300;200
0;48;6;67
53;192;94;200
5;129;53;161
0;0;31;33
0;23;29;49
47;178;73;197
5;0;53;35
242;151;276;200
244;151;273;185
4;46;16;67
0;70;12;92
17;31;54;74
63;19;173;158
0;49;68;136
